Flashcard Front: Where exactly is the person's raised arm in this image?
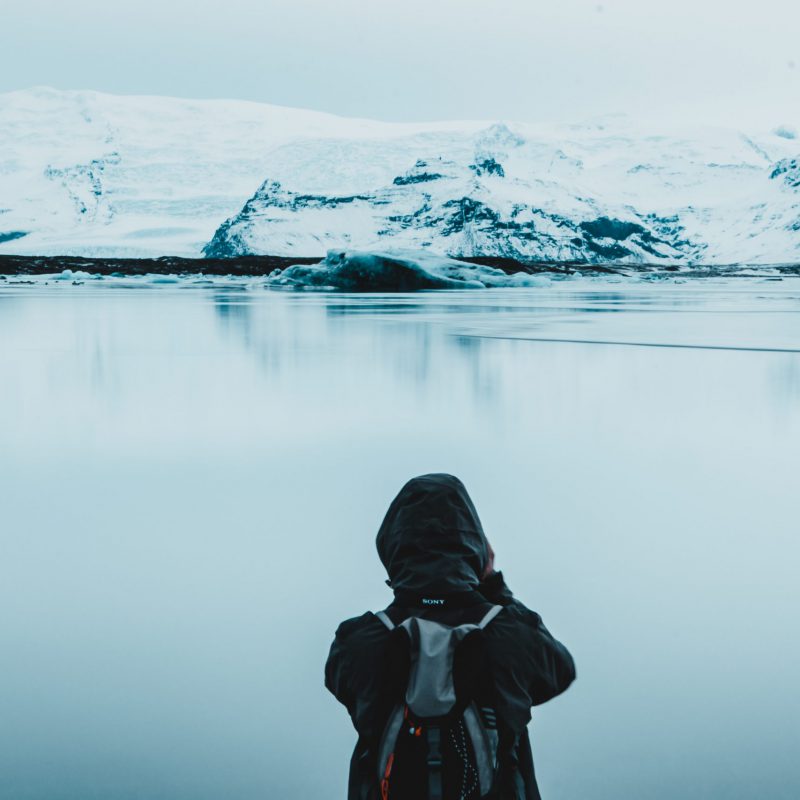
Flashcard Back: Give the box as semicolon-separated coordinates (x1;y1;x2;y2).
478;544;576;705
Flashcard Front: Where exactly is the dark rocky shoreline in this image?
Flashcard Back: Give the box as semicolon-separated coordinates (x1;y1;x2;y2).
0;254;607;277
1;254;798;279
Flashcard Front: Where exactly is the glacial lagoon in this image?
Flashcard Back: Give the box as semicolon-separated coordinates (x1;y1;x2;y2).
1;274;799;799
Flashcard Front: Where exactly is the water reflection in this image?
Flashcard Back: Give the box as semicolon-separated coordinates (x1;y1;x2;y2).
0;279;799;800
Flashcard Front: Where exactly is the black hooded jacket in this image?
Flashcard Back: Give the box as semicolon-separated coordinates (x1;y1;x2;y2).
325;474;575;800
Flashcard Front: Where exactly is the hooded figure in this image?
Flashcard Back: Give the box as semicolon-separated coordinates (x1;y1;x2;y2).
377;473;490;595
325;474;575;800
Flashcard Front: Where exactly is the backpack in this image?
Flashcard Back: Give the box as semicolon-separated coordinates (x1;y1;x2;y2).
374;605;503;800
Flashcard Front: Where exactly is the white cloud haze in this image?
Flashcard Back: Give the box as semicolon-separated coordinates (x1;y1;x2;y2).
2;0;799;123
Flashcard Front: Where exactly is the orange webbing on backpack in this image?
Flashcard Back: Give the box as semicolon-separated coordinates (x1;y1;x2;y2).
380;752;394;800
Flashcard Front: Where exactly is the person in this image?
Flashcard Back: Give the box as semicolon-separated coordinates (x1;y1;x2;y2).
325;473;575;800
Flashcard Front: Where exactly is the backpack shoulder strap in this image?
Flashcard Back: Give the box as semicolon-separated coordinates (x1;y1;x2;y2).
477;604;503;629
374;610;395;630
377;606;499;630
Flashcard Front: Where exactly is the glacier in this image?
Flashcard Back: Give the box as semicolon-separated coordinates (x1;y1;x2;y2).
1;87;799;264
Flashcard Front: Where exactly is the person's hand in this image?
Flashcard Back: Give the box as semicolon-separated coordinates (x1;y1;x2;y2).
482;540;496;580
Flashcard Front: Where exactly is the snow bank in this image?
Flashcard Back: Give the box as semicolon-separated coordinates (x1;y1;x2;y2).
773;124;798;140
265;250;549;291
3;89;800;264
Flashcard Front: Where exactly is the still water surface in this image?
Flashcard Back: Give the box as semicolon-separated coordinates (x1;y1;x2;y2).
1;277;799;799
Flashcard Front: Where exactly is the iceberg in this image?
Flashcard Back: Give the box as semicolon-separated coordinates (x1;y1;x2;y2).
265;250;550;291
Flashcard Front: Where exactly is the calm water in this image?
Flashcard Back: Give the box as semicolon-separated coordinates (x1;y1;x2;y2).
2;276;799;800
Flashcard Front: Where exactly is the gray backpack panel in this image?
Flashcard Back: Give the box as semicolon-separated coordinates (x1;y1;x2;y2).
375;605;502;798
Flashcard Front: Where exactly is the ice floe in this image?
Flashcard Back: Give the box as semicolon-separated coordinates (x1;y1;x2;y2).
265;250;551;291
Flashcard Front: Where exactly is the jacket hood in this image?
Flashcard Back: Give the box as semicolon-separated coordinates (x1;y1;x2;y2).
376;473;490;594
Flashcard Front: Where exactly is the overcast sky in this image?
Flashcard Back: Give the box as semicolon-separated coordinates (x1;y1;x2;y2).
2;0;799;125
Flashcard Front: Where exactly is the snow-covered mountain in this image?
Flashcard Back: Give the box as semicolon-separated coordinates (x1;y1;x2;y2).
1;88;798;263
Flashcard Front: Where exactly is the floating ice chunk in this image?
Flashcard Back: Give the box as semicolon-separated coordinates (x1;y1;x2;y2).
55;269;93;280
265;250;547;292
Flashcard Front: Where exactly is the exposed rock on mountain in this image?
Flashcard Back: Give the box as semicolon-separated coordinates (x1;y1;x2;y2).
1;88;798;263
